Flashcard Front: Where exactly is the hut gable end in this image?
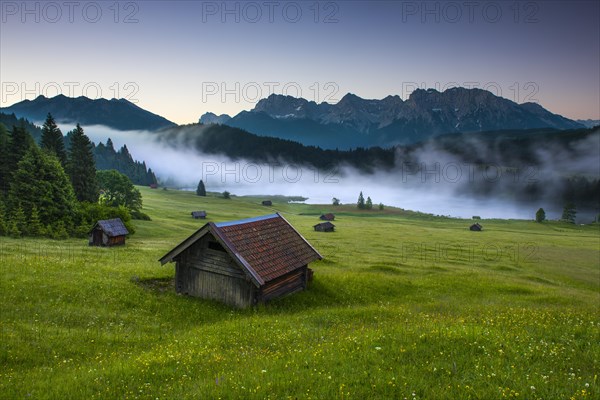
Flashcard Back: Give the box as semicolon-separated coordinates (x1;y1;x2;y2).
89;218;128;246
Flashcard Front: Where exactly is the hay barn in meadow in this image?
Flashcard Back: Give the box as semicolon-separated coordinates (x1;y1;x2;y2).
314;222;335;232
191;211;207;219
470;223;483;231
319;213;335;221
159;213;322;308
88;218;129;247
262;200;272;206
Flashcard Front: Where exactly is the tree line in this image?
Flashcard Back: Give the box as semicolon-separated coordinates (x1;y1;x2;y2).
0;112;157;187
0;113;146;239
162;123;599;210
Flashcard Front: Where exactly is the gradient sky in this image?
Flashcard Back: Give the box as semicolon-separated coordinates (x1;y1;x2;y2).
1;0;598;124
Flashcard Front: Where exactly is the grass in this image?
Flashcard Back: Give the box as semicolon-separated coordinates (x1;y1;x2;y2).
1;187;598;399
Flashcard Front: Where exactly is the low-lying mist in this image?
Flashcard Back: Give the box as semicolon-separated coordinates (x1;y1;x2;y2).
73;123;599;223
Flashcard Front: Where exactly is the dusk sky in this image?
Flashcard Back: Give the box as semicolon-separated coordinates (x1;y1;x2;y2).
1;1;598;124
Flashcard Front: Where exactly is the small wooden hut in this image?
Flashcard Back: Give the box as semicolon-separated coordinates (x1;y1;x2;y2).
262;200;272;206
89;218;129;246
470;223;483;231
319;213;335;221
159;213;322;308
191;211;207;219
314;222;335;232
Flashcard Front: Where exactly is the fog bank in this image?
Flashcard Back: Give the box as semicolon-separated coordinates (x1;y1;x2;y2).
70;124;599;222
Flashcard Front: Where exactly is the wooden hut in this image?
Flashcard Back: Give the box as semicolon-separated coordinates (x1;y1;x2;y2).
469;223;483;231
191;211;207;219
319;213;335;221
314;222;335;232
89;218;129;246
149;183;158;189
262;200;272;206
159;213;322;308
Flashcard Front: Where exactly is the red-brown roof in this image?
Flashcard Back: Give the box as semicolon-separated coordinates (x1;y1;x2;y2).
159;213;322;286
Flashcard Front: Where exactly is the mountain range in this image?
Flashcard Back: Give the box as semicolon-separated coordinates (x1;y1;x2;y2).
0;89;588;150
0;95;176;131
200;88;584;149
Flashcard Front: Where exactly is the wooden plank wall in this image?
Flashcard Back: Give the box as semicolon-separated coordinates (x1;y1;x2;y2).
176;234;255;308
259;267;307;302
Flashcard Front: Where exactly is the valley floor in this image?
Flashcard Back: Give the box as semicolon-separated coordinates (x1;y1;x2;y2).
1;187;598;399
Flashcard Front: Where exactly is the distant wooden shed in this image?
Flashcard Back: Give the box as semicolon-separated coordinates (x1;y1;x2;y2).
262;200;272;206
159;213;322;308
191;211;207;219
314;222;335;232
319;213;335;221
89;218;129;246
470;223;483;231
149;183;158;189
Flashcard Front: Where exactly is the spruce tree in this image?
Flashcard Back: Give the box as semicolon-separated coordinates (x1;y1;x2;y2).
0;123;10;194
67;124;98;203
9;146;77;232
0;197;7;236
147;168;157;186
535;208;546;223
366;196;373;210
196;179;206;196
561;203;576;223
28;205;44;236
357;191;365;209
40;113;67;167
8;206;26;237
106;138;115;152
8;124;34;176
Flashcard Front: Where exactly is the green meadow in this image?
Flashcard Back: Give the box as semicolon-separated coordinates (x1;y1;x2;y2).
1;187;598;399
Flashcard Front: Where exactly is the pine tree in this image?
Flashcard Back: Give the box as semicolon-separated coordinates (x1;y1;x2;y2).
357;191;365;209
535;208;546;223
561;203;576;223
147;168;157;186
28;205;44;236
366;196;373;210
0;197;7;236
0;123;10;195
8;206;26;237
67;124;98;203
196;179;206;196
106;138;115;152
40;113;67;168
8;124;34;177
9;146;77;232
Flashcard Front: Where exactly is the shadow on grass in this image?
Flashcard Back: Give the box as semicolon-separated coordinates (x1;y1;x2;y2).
131;276;174;293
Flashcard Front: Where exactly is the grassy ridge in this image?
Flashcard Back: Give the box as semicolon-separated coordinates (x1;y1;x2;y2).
1;187;598;399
